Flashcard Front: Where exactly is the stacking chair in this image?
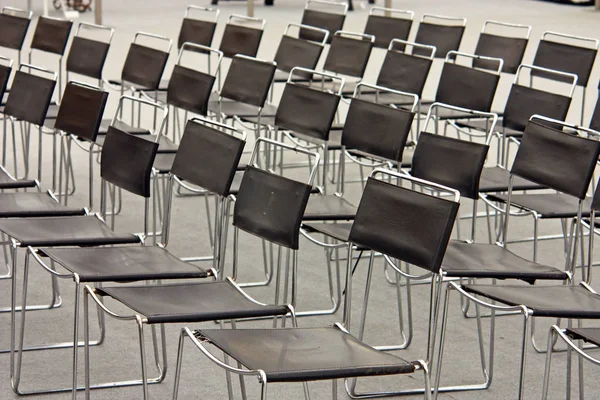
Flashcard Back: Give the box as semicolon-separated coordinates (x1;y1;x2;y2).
532;31;599;124
434;117;600;400
218;14;265;62
65;23;114;88
299;0;347;44
363;7;414;49
0;7;32;72
2;64;56;180
83;137;318;399
473;20;531;75
413;14;467;59
173;169;460;400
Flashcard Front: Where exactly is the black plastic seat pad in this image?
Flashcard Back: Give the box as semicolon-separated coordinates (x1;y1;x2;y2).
487;193;592;219
303;194;357;221
0;192;85;218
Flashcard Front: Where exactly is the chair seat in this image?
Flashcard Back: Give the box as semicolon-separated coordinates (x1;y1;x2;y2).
463;284;600;318
326;130;343;151
302;222;353;242
478;167;545;193
98;119;151;136
566;327;600;346
357;92;427;106
0;192;86;218
413;104;496;120
443;241;568;283
44;103;60;120
0;168;36;189
298;79;359;96
41;245;208;282
96;132;177;153
107;79;150;92
229;170;319;196
487;193;592;219
273;69;330;84
457;118;523;138
0;215;140;247
239;115;275;127
208;101;277;119
196;326;416;382
99;280;289;324
390;146;415;169
153;152;176;173
303;194;357;221
152;90;219;106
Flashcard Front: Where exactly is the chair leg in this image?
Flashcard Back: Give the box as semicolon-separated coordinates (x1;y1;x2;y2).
137;317;150;400
541;326;558;399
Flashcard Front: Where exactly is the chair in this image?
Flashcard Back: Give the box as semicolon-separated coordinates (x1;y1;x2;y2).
413;14;467;59
218;14;266;59
532;31;599;124
299;0;347;44
65;22;114;87
83;136;317;399
0;7;32;69
173;169;460;400
363;7;413;49
434;117;600;400
473;20;531;75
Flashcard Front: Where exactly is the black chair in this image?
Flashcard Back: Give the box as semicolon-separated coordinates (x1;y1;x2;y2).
299;0;347;44
434;117;600;400
65;22;114;87
532;31;599;124
0;7;32;70
473;20;531;75
218;14;266;59
413;14;467;59
363;7;413;49
172;169;460;400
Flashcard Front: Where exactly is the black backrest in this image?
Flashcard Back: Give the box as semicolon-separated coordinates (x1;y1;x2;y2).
474;33;528;74
167;66;215;115
511;120;600;199
0;64;12;101
323;32;374;78
435;60;500;112
349;176;459;273
234;166;312;250
275;82;340;142
342;99;414;161
30;17;73;55
66;36;110;80
364;13;412;49
121;42;170;90
101;126;158;198
54;82;108;142
219;23;263;59
589;95;600;132
412;132;489;199
376;44;433;97
503;85;572;132
300;9;345;44
274;34;324;73
0;12;31;51
171;120;245;197
413;16;466;59
178;18;217;50
220;56;276;107
532;36;598;87
4;69;56;125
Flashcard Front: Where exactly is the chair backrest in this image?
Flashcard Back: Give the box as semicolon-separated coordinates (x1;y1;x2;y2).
171;118;245;197
275;69;342;142
364;7;413;49
299;0;347;44
4;65;56;126
0;57;13;101
473;20;531;74
121;32;172;90
435;51;501;112
349;170;459;273
66;22;113;80
412;132;489;200
375;39;435;97
413;14;466;59
342;84;416;161
532;31;599;87
233;138;318;250
101;126;158;198
274;23;327;73
219;15;265;59
220;55;276;108
54;82;108;142
323;31;374;78
0;8;32;51
167;43;221;116
503;65;576;132
30;16;73;56
177;6;219;50
511;117;600;200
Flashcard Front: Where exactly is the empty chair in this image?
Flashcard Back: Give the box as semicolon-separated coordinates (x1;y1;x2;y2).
0;7;32;69
413;14;467;59
363;7;414;49
219;14;266;59
473;20;531;75
532;31;599;124
299;0;347;44
65;22;114;87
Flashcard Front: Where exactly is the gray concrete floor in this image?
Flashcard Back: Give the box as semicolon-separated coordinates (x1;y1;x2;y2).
1;0;600;399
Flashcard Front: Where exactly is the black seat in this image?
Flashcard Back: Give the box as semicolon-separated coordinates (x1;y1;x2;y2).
413;14;466;59
564;328;600;347
299;0;347;44
478;166;543;193
0;193;84;218
487;193;593;219
0;166;36;189
364;7;413;49
473;20;531;75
